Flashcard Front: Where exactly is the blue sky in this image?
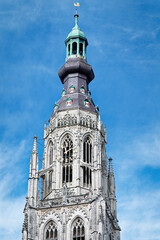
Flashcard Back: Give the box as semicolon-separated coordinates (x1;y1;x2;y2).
0;0;160;239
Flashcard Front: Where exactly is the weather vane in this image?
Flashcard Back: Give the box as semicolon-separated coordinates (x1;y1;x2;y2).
74;2;80;14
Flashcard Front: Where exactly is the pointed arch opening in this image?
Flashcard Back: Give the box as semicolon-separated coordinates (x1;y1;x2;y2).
62;134;73;183
72;217;85;240
83;136;92;164
44;221;58;240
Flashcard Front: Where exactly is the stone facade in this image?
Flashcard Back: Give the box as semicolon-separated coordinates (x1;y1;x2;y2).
22;13;121;240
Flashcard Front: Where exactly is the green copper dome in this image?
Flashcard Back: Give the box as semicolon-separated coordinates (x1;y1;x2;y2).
65;14;88;61
65;14;87;42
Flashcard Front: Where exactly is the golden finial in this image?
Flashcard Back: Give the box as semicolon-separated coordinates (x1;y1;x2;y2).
74;2;80;7
74;2;80;14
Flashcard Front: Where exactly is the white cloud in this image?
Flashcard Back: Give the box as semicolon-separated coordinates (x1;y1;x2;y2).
110;124;160;239
0;141;27;240
0;140;26;171
118;189;160;240
112;124;160;178
0;196;25;240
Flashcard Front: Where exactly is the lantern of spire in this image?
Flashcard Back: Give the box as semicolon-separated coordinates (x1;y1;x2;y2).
65;13;88;61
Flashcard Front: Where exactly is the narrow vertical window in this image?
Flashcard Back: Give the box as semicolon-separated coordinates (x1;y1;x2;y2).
68;44;71;56
72;218;85;240
83;136;92;187
49;142;53;165
45;175;47;196
48;171;52;192
79;43;83;55
62;135;73;183
83;136;92;163
72;42;77;54
41;175;45;199
44;221;58;240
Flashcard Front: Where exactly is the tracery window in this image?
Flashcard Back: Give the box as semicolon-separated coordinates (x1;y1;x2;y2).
62;135;73;183
83;136;92;186
49;142;53;165
44;221;58;240
83;136;92;164
72;218;85;240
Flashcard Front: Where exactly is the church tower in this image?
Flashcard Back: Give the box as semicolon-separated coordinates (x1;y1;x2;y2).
22;12;121;240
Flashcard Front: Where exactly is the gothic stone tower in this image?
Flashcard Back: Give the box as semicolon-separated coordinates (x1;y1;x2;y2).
22;13;121;240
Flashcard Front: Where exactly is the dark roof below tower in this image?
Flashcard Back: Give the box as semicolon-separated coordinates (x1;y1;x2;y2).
51;58;97;118
58;58;94;84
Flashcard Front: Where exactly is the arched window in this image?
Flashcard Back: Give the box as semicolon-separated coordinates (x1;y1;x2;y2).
83;136;92;163
44;221;58;240
68;44;71;56
79;43;83;56
62;135;73;183
72;42;77;54
72;218;85;240
49;142;53;165
83;136;92;187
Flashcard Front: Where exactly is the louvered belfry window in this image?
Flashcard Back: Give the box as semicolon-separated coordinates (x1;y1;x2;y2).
72;218;85;240
62;135;73;183
44;221;58;240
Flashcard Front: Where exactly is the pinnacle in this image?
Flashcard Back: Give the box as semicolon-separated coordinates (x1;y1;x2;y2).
109;157;114;176
32;135;38;153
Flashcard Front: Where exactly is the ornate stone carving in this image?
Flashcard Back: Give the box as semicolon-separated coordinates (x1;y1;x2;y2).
39;210;62;227
22;213;28;232
46;119;56;136
67;206;89;223
80;115;97;129
58;114;77;127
